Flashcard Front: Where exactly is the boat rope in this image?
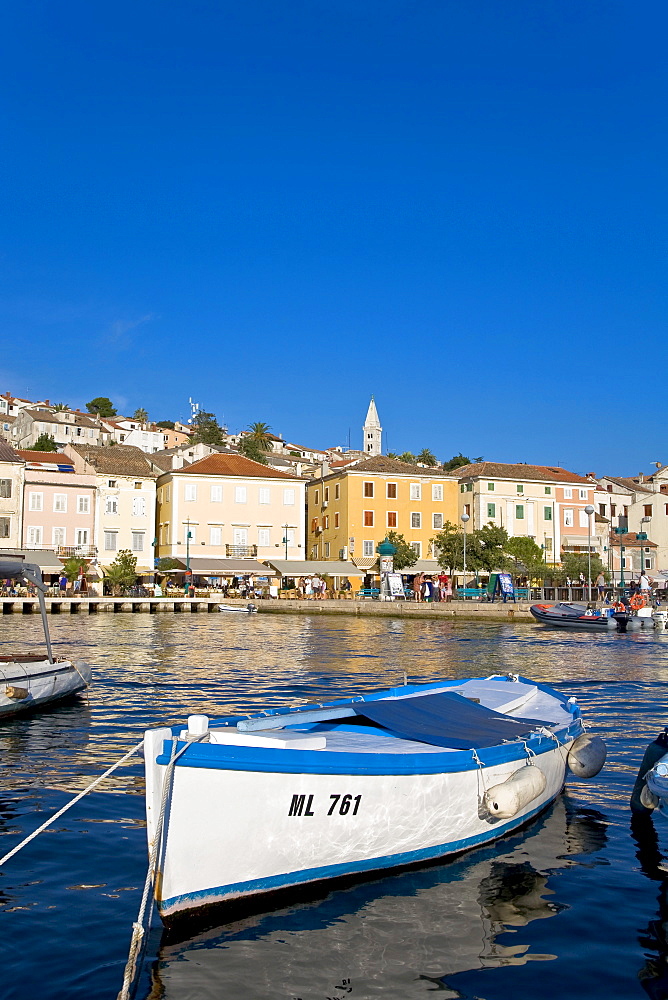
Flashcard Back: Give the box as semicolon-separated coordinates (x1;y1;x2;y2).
521;740;537;763
471;747;487;798
0;740;144;869
117;732;207;1000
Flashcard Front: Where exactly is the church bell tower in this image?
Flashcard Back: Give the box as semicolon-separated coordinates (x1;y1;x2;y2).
363;396;382;456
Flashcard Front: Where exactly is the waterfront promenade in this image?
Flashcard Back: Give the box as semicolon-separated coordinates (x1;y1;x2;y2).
0;595;533;621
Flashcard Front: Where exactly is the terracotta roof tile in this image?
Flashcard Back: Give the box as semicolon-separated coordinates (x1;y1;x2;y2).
179;453;305;480
456;461;592;485
0;441;21;464
336;456;459;478
601;476;654;494
69;444;157;477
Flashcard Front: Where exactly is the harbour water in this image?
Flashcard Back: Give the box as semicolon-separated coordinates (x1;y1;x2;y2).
1;613;668;1000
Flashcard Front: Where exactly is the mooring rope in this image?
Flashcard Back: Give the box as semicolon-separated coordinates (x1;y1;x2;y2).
0;740;144;868
117;732;207;1000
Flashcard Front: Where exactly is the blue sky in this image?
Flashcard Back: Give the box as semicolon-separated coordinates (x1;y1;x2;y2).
1;1;665;475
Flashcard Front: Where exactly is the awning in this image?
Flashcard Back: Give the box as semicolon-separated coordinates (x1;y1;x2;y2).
0;548;63;572
352;557;378;570
399;560;441;575
264;560;365;577
175;558;276;577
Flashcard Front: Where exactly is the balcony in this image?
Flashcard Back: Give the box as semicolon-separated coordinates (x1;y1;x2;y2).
225;544;258;558
57;545;98;559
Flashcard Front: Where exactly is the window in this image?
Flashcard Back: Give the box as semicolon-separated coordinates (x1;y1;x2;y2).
77;495;90;514
258;488;271;505
324;515;329;529
516;484;524;494
487;483;495;491
76;529;88;545
335;485;340;500
29;492;43;512
544;538;553;553
53;493;67;513
644;505;653;517
105;496;118;515
432;484;443;501
387;511;397;528
545;486;552;495
27;526;42;546
387;482;397;499
52;527;65;546
410;541;421;557
579;509;589;527
0;479;11;499
311;545;318;559
433;513;443;529
323;486;329;502
235;486;247;503
132;496;146;517
410;483;421;500
464;503;470;516
611;504;616;517
363;540;374;557
311;517;318;532
210;484;222;502
314;490;319;505
564;509;574;527
0;517;9;538
411;512;421;529
334;512;339;527
132;532;145;552
599;503;606;516
363;482;374;498
460;483;472;493
210;526;222;546
487;503;496;518
257;528;270;547
108;480;116;488
324;542;330;558
184;483;197;502
283;489;295;505
564;488;573;499
579;489;588;500
665;504;668;516
363;510;374;527
165;486;171;503
104;530;117;551
544;506;552;520
516;504;524;519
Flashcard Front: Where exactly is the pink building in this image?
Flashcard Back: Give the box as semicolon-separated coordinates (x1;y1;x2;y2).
19;450;97;557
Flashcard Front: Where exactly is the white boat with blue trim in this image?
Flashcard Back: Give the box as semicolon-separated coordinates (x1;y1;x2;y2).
144;673;605;927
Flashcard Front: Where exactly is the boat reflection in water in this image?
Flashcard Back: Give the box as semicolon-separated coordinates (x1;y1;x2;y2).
146;796;607;1000
632;812;668;999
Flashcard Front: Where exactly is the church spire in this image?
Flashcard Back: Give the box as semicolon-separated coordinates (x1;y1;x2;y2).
363;396;382;456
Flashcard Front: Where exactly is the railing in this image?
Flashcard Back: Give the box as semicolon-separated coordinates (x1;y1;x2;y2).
57;545;97;559
225;544;258;558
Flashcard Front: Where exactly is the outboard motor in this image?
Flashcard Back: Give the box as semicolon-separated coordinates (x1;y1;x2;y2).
652;608;668;632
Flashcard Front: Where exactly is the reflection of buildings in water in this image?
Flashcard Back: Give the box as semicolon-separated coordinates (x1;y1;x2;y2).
632;813;668;999
145;797;608;1000
0;700;93;793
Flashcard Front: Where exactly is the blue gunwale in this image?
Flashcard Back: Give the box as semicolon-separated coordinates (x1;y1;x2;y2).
156;675;581;775
157;795;556;914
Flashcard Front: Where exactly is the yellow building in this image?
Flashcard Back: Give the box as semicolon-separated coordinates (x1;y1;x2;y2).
307;457;459;572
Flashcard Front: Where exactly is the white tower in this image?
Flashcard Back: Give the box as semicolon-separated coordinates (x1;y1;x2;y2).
363;396;382;456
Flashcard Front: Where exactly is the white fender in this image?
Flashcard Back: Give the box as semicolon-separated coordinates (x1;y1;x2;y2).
483;765;547;819
640;783;659;810
567;733;606;778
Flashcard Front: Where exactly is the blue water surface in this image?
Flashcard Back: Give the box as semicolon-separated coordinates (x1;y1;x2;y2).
1;612;667;1000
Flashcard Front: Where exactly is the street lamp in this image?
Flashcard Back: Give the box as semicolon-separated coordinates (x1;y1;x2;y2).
584;504;595;602
461;512;470;593
282;524;290;560
185;518;192;596
613;526;625;591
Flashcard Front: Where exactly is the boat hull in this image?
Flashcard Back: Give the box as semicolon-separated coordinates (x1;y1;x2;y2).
146;731;576;925
0;658;91;719
530;604;629;631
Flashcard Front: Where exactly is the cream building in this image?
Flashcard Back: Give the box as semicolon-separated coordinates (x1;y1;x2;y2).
64;445;158;581
156;453;306;571
456;462;597;564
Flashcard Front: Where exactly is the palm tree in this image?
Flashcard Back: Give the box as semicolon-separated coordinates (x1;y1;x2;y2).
398;451;416;464
417;448;437;467
133;407;149;423
245;421;273;452
52;402;68;411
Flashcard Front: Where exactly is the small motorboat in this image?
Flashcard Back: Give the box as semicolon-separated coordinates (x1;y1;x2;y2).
143;673;605;927
530;602;631;632
631;730;668;816
218;603;258;614
0;559;92;719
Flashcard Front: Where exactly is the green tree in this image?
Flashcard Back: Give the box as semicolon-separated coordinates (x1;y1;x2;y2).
245;421;273;451
416;448;438;467
191;410;225;446
442;453;471;472
62;556;88;582
105;549;138;595
386;452;399;459
477;523;510;572
384;531;418;571
553;553;608;585
238;436;268;464
32;433;58;452
133;407;148;422
155;420;175;429
86;397;117;417
505;536;546;581
52;402;68;411
432;521;467;573
398;451;416;464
